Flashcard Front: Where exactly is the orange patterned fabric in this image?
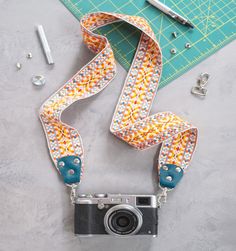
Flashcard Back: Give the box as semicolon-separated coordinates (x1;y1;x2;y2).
39;12;198;183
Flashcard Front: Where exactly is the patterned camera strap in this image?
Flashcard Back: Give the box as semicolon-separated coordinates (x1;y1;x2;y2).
39;12;198;197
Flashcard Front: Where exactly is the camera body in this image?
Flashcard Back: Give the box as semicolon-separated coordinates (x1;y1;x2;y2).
74;194;158;237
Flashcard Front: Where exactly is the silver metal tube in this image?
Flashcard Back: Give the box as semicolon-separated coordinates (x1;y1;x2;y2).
147;0;171;14
146;0;194;28
37;25;54;65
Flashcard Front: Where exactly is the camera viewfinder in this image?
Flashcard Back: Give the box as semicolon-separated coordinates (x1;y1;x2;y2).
136;196;151;206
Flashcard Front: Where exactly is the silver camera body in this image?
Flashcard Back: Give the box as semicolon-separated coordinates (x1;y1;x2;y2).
74;194;158;237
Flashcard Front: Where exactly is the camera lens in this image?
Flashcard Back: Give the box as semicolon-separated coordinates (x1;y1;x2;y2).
104;205;143;236
117;215;130;227
110;210;137;234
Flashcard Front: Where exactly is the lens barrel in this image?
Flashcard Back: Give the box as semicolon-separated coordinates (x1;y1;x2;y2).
104;205;143;236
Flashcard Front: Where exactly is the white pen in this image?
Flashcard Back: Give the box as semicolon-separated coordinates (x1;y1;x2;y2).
37;25;54;65
147;0;194;28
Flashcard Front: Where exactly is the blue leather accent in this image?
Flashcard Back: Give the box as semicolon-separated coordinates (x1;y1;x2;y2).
159;164;183;189
57;156;81;184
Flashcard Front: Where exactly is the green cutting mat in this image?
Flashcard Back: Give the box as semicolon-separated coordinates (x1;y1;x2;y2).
60;0;236;89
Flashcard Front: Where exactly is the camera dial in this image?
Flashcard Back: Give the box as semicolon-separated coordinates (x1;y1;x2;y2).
94;193;107;198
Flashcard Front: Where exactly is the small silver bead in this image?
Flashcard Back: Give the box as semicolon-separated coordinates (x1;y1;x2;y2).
58;161;65;167
166;176;172;181
170;48;177;54
176;167;182;173
68;169;75;175
162;165;168;171
185;43;191;49
16;62;22;70
27;53;33;59
74;158;80;164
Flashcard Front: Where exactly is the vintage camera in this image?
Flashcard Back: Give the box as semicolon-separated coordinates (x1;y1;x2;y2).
74;194;158;237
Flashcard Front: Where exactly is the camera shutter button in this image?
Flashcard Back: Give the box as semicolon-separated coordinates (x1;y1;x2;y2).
78;194;87;198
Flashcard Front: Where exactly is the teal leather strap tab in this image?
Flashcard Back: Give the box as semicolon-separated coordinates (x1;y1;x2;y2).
159;164;183;189
57;156;81;185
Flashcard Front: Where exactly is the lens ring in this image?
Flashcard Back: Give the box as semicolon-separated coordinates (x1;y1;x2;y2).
104;204;143;236
109;210;138;234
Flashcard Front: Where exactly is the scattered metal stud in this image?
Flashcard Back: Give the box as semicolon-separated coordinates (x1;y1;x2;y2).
32;75;46;87
166;176;173;181
175;167;182;173
16;62;22;70
68;169;75;175
170;48;177;54
172;32;178;38
162;165;168;171
26;52;33;59
185;43;191;49
74;158;80;164
58;161;65;167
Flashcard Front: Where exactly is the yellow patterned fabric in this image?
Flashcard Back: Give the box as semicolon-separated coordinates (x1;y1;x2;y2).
39;12;198;183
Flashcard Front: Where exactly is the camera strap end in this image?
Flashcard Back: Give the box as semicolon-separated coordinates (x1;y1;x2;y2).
157;187;168;208
70;183;79;204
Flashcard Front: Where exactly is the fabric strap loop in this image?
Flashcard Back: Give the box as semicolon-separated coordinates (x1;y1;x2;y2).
39;12;198;186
